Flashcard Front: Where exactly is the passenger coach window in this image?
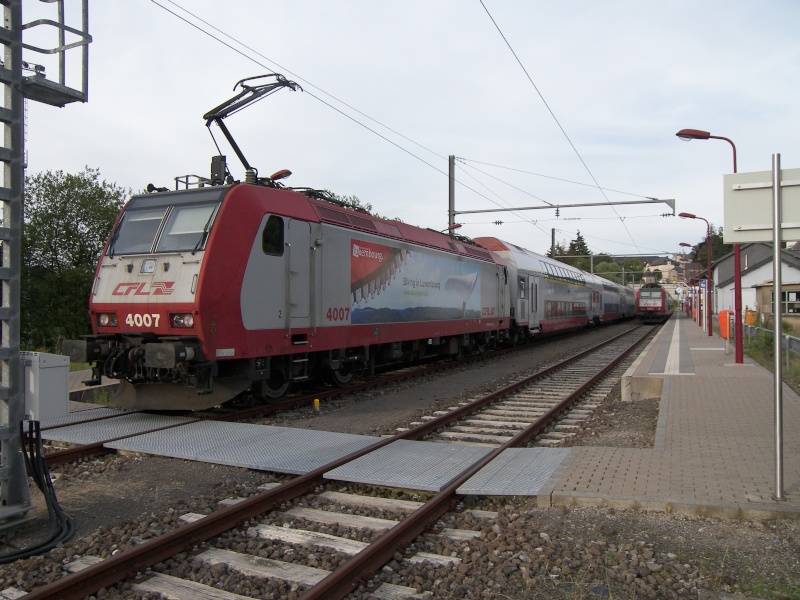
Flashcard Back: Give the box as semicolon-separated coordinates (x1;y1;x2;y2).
263;216;284;255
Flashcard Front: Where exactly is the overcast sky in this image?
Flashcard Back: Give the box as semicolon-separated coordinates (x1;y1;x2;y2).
21;1;800;260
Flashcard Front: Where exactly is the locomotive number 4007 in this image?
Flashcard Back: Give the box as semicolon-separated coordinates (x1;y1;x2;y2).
125;313;160;327
325;307;350;322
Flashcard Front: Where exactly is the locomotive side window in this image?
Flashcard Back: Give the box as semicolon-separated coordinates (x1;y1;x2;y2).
111;207;167;255
262;216;284;256
156;203;220;253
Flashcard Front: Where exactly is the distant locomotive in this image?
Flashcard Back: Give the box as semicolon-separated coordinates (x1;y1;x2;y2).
62;74;635;411
635;282;674;324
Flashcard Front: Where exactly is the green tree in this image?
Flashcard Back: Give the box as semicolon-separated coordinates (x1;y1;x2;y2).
559;231;591;269
323;189;399;222
623;258;645;282
594;261;621;283
22;168;128;351
546;241;567;260
567;231;590;258
684;225;731;268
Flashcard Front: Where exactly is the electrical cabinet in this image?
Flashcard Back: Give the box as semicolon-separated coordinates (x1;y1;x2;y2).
21;351;69;421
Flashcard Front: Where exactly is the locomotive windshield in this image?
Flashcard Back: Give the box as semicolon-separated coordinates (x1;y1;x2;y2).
108;189;226;256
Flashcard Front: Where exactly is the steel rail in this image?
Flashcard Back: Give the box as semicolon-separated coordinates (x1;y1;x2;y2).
41;331;550;466
44;418;201;466
24;325;650;599
298;325;652;599
23;433;402;600
394;324;643;441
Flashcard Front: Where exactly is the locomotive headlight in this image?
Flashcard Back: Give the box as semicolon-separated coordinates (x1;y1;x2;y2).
98;313;118;327
141;259;156;274
170;313;194;328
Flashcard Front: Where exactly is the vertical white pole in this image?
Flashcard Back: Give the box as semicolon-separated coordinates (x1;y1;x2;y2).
772;153;785;501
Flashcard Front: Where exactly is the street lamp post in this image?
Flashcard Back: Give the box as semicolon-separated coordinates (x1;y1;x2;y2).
676;255;692;314
679;243;699;324
679;213;713;336
676;128;742;361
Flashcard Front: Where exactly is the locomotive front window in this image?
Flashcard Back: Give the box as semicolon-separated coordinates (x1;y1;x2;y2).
156;203;219;253
111;207;168;255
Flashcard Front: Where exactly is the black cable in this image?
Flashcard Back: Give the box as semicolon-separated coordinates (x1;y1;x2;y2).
0;421;74;564
477;0;641;253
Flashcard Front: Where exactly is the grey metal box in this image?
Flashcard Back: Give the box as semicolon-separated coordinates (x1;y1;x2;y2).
21;351;69;421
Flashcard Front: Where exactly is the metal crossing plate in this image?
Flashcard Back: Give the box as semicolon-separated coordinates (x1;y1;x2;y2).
105;421;380;474
40;406;125;428
324;440;493;492
457;447;572;495
41;412;196;445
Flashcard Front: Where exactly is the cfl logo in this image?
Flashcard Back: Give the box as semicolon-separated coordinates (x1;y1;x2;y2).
112;282;175;296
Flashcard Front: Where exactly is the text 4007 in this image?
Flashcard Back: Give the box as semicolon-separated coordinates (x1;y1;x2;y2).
325;307;350;322
125;313;161;327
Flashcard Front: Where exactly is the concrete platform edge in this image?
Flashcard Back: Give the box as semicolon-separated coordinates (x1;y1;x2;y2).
621;325;665;402
546;491;800;522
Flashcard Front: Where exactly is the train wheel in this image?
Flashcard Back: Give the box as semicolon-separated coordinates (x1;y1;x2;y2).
328;364;354;387
255;370;291;401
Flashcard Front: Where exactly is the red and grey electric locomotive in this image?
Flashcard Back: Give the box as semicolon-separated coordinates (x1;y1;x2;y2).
635;282;674;324
62;75;635;411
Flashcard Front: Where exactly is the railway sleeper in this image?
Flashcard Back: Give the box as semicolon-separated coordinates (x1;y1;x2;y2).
247;523;458;566
195;548;425;600
125;568;427;600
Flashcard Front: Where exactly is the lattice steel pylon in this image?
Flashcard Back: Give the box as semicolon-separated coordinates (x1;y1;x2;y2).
0;0;89;533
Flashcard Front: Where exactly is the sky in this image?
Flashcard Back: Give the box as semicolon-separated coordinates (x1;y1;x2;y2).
20;0;800;261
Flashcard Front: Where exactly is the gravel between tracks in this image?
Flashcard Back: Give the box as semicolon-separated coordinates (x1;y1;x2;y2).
2;325;799;599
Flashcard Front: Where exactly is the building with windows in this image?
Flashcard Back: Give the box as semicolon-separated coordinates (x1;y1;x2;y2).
642;258;682;284
712;242;800;330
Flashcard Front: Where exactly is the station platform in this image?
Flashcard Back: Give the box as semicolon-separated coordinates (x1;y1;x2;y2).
542;313;800;520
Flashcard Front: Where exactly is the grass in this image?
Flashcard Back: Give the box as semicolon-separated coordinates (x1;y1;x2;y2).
68;361;113;406
743;581;800;600
742;324;800;396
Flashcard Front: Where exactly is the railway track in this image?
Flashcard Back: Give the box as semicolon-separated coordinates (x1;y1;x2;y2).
42;324;635;467
23;324;653;600
415;329;643;448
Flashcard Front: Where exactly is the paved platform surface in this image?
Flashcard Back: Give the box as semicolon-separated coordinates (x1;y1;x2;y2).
541;313;800;519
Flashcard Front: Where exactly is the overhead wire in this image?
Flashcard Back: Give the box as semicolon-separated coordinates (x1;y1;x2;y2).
159;0;445;162
477;0;642;253
456;157;656;199
151;0;546;232
453;164;550;236
457;159;554;207
552;225;674;255
153;0;659;251
455;160;672;245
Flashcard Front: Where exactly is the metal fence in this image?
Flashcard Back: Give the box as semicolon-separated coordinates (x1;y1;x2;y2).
743;323;800;367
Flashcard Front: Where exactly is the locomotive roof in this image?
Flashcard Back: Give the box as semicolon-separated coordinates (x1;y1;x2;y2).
130;183;501;265
305;195;499;264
